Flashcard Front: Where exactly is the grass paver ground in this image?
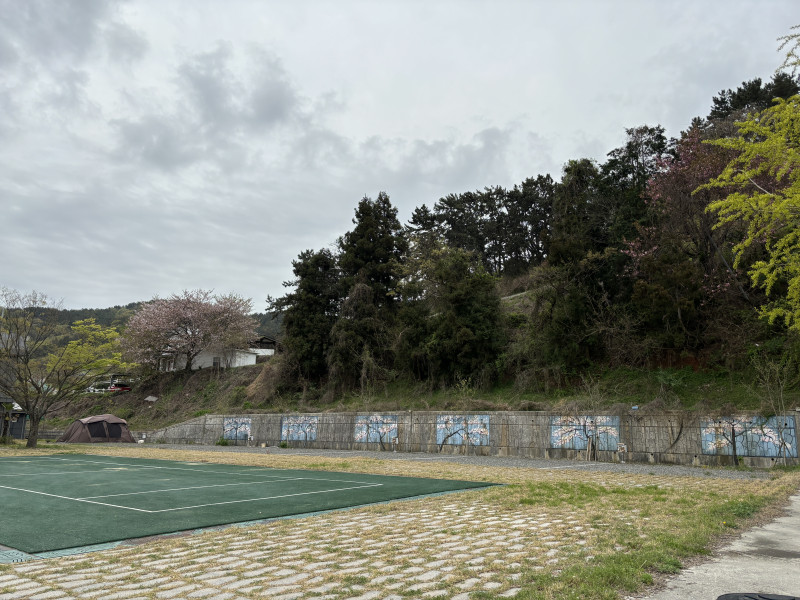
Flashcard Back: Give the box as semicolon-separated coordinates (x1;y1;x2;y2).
0;454;493;554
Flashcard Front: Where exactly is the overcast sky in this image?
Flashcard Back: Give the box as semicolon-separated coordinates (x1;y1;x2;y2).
1;1;795;310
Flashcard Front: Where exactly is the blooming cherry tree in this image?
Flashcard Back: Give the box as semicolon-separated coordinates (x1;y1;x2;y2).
122;290;256;371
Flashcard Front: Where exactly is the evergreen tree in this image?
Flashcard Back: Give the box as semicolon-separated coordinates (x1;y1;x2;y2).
338;192;408;312
396;242;503;386
268;249;340;383
329;192;408;392
327;283;390;395
708;72;800;121
600;125;669;247
503;175;555;274
548;159;605;265
421;246;504;385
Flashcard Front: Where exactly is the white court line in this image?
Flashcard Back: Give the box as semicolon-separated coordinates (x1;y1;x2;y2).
0;484;152;512
50;455;322;477
145;483;384;513
47;457;303;480
80;478;307;499
0;469;161;478
0;482;384;513
47;456;378;485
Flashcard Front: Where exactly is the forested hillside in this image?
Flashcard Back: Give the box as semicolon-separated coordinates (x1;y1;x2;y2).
265;69;800;404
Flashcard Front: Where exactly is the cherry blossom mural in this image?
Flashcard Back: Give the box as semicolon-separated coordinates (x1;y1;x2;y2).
436;415;490;450
550;416;620;451
701;416;797;459
281;415;318;442
354;415;398;450
223;417;251;441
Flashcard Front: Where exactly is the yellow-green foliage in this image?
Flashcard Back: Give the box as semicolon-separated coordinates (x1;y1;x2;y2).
56;319;133;376
702;94;800;329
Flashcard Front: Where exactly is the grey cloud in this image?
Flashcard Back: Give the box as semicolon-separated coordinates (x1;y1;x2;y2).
41;68;95;114
247;52;300;129
177;44;300;135
0;0;114;62
367;126;515;193
113;115;205;169
178;43;242;133
0;35;18;68
289;128;353;170
0;0;139;131
113;44;305;171
0;89;16;139
104;21;149;65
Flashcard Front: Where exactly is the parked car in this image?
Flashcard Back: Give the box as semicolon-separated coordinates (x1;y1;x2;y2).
108;383;132;392
87;381;111;393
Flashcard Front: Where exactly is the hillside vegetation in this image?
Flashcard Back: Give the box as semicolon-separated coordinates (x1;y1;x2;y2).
46;353;800;433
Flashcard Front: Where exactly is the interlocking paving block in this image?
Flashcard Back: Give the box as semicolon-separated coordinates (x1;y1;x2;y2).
0;550;39;563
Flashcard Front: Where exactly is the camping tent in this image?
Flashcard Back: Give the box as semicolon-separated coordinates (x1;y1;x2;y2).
58;414;136;443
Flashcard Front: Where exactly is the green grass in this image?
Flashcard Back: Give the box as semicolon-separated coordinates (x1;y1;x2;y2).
507;481;777;599
43;362;799;436
313;365;785;414
323;365;785;417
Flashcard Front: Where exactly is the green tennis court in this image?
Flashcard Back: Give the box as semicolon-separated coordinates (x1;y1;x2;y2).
0;454;494;554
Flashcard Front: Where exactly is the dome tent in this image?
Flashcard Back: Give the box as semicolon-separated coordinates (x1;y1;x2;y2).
58;414;135;443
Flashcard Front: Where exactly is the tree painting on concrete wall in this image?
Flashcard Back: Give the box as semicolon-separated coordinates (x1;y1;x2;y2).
701;416;797;463
223;417;251;441
281;415;318;442
436;415;490;450
354;414;398;450
550;416;620;451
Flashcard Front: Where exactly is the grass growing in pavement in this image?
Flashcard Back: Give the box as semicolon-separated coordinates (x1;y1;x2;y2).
507;483;776;599
0;444;798;600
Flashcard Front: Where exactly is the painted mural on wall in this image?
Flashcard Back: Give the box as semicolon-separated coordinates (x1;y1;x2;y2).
701;416;797;458
436;415;490;449
281;415;319;442
354;414;398;450
223;417;251;441
550;416;620;451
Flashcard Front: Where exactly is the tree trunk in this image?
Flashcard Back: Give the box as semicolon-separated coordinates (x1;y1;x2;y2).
26;414;41;448
730;425;738;467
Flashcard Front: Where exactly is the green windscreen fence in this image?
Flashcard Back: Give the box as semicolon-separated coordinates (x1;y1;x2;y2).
0;454;495;554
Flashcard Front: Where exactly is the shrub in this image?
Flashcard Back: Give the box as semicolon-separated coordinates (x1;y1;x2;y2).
230;386;247;405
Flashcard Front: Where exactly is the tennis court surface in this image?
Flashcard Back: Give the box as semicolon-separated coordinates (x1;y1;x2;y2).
0;454;494;554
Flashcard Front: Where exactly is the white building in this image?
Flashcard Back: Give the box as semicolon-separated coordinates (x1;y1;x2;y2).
160;336;277;371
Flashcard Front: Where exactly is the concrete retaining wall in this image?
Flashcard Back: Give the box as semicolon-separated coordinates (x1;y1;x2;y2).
145;411;800;467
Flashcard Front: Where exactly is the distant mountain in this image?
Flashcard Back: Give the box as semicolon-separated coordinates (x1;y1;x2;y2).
45;303;282;339
252;312;282;339
43;302;144;329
